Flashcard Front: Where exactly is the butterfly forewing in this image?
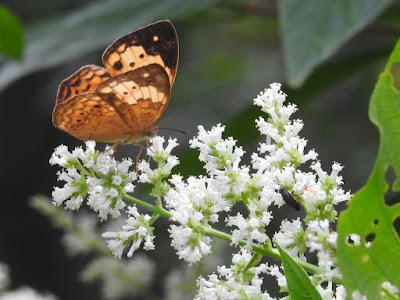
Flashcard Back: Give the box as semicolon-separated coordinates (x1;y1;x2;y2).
102;20;178;85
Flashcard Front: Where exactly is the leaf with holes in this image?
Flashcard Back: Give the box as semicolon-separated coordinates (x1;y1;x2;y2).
337;39;400;298
276;243;323;300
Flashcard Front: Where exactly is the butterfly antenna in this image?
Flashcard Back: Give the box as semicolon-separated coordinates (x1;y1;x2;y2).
159;127;186;135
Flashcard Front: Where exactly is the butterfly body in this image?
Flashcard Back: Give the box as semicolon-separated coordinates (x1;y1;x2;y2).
53;20;178;144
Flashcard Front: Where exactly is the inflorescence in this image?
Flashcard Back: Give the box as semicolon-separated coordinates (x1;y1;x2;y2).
50;83;354;299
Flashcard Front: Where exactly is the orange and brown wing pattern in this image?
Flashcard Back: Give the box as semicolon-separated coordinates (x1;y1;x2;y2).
96;64;171;132
56;65;111;105
102;20;178;85
53;94;133;143
53;20;178;144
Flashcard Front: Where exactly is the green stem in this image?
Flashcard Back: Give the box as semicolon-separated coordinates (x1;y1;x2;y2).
122;193;171;218
73;159;93;177
243;253;262;275
121;192;343;285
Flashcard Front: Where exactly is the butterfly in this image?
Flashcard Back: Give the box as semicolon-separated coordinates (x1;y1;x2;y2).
52;20;179;145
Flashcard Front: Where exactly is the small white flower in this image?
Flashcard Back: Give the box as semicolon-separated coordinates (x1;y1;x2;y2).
112;175;123;186
87;177;126;221
52;169;85;209
169;224;212;264
148;136;165;153
274;218;305;258
226;212;270;247
102;206;155;258
270;265;287;288
311;162;327;181
147;137;180;162
49;144;72;167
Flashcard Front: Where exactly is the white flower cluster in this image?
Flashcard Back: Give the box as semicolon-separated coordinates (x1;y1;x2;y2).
50;141;136;220
49;83;358;298
195;248;273;299
174;83;351;297
138;136;179;188
273;218;306;259
307;220;339;280
50;137;180;258
166;175;228;264
102;206;155;258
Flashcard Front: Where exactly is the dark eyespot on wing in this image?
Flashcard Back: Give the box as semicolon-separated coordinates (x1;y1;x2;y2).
113;61;123;70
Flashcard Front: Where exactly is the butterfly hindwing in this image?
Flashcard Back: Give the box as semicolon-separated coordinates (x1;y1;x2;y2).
53;94;133;143
96;64;171;132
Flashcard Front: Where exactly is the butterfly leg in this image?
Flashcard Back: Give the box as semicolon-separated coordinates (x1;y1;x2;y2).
101;142;119;157
134;143;145;173
146;139;153;163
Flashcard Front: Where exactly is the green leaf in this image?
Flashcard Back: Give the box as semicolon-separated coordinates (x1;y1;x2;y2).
337;39;400;299
276;243;323;300
0;6;24;60
0;0;217;91
279;0;391;87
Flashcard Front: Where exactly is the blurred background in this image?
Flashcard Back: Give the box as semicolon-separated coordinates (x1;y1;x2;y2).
0;0;398;299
